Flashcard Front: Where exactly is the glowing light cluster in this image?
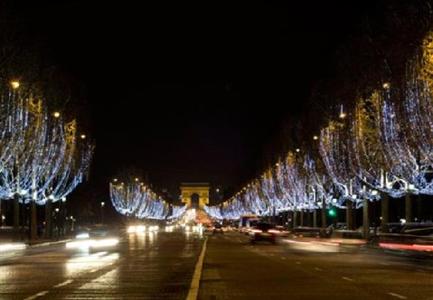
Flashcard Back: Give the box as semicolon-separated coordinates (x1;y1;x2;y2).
0;82;93;205
205;30;433;220
109;179;186;220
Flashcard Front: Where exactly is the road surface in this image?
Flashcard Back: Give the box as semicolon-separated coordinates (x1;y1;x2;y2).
1;229;433;299
0;230;202;299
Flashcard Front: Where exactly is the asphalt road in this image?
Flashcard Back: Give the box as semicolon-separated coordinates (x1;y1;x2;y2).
0;230;203;300
199;232;433;300
1;230;433;300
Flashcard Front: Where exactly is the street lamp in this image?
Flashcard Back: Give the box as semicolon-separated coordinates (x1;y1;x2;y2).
53;112;61;118
382;82;390;89
339;105;347;119
10;80;20;89
101;202;105;224
80;134;86;140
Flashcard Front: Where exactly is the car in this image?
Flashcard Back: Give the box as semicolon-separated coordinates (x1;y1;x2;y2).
292;226;322;238
66;225;120;251
269;225;289;237
213;223;224;234
249;222;277;244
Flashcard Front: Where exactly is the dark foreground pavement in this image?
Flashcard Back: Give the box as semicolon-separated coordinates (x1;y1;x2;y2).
199;232;433;300
0;231;203;299
2;230;433;300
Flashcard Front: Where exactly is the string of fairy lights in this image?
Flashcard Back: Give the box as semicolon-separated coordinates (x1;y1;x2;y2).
109;178;187;220
204;30;433;220
0;80;93;205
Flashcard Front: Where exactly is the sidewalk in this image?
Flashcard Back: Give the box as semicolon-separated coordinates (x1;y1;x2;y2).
1;226;71;254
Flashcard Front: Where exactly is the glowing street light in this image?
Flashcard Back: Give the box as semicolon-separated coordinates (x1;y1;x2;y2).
339;105;346;119
80;134;86;140
53;112;61;118
313;135;318;140
10;81;20;89
382;82;390;89
100;202;105;224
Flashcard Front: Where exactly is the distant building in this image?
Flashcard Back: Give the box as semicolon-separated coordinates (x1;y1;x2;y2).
180;183;210;209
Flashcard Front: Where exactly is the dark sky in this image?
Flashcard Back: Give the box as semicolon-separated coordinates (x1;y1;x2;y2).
12;1;376;202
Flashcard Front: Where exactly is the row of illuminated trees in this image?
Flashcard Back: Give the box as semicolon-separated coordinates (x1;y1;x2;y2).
0;80;93;240
109;177;186;221
205;31;433;235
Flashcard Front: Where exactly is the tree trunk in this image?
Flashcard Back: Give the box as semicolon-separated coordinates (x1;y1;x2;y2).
13;195;19;232
313;209;317;228
346;201;353;230
405;193;412;222
45;200;52;239
293;211;297;228
381;193;389;232
417;196;422;221
321;199;327;228
30;201;37;242
363;198;369;239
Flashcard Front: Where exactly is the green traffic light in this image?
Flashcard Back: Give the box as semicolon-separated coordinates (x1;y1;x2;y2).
328;208;337;217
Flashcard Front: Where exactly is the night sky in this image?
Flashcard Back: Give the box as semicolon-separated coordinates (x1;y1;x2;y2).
11;1;377;203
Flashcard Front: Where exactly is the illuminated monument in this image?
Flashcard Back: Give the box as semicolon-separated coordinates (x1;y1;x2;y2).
180;183;210;209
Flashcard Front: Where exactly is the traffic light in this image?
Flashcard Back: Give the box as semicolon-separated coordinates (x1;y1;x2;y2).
328;207;337;217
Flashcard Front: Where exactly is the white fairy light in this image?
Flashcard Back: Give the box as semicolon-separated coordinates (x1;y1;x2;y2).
109;178;186;220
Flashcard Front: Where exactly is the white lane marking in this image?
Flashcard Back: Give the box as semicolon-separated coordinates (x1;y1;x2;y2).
280;257;286;260
342;276;354;282
295;261;301;265
186;237;208;300
53;279;73;288
90;269;98;273
24;291;49;300
315;267;323;271
388;292;408;299
380;262;390;266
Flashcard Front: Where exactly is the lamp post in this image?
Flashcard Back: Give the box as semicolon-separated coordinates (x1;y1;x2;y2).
61;197;66;236
54;207;60;238
101;202;105;224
